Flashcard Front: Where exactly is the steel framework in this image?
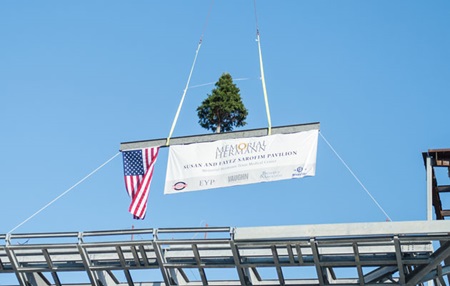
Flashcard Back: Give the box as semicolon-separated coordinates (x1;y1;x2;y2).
423;149;450;220
2;220;450;286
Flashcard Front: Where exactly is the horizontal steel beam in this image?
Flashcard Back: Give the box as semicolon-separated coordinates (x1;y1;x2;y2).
120;122;320;151
234;220;450;241
438;185;450;193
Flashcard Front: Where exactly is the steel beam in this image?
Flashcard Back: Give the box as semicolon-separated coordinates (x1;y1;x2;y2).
271;245;285;286
393;236;405;285
229;240;249;286
41;248;61;286
116;246;134;286
438;186;450;193
296;244;305;265
426;156;434;220
152;234;172;286
120;122;320;150
352;242;364;286
286;244;295;264
77;243;99;286
138;245;150;267
436;264;446;286
310;238;327;285
192;244;208;285
234;220;450;240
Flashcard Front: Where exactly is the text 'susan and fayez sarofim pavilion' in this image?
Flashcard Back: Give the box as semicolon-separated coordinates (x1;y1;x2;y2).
2;123;450;286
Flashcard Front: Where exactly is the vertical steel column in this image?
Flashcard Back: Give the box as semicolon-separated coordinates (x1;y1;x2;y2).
115;246;134;286
192;244;208;285
426;156;433;221
394;236;406;285
270;245;285;286
152;230;172;286
352;242;364;286
310;238;327;285
42;248;61;286
230;227;250;285
77;233;99;286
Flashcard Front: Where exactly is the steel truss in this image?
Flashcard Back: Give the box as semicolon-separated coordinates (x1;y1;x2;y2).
1;220;450;286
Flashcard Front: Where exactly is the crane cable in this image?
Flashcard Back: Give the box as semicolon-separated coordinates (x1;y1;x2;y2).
319;132;392;222
167;0;272;142
166;0;214;146
8;152;121;234
253;0;272;135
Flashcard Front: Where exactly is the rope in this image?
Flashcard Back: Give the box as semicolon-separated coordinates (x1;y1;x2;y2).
253;0;272;135
166;0;214;146
165;42;202;146
8;152;121;234
319;132;392;222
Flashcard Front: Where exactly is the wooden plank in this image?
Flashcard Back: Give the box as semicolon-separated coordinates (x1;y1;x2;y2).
120;122;320;151
428;148;450;153
436;160;450;166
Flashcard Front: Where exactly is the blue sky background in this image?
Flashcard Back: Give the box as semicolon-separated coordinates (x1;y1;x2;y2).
1;1;450;236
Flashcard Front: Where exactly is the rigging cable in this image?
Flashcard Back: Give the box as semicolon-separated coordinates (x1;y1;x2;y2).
8;152;121;234
253;0;272;135
319;132;392;222
166;0;215;146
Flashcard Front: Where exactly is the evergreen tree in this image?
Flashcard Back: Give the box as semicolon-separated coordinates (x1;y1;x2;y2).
197;73;248;133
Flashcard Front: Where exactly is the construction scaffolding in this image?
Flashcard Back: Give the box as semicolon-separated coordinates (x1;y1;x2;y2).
1;220;450;286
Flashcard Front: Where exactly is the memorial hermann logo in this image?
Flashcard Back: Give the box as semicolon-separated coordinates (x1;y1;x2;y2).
215;140;267;159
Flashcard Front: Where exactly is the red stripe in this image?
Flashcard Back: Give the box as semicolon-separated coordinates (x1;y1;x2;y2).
130;157;154;217
133;163;156;218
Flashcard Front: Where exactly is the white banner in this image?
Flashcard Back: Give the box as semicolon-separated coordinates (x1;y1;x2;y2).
164;129;318;194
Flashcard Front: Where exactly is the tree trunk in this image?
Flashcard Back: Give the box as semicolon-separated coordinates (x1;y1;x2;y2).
216;125;221;133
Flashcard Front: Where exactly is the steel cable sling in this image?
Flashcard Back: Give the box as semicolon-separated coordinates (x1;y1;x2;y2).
166;0;273;144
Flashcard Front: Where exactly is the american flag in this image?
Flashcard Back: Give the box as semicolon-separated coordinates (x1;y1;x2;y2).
122;147;159;219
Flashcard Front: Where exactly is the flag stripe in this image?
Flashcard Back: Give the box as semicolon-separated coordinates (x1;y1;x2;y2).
125;175;140;197
129;148;158;218
123;147;159;219
131;163;156;218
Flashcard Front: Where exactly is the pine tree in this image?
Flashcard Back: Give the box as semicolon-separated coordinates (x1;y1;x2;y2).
197;73;248;133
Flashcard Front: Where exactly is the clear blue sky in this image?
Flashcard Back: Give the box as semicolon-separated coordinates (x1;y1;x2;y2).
1;1;450;235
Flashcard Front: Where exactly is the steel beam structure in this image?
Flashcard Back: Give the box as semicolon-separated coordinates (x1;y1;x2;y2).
2;221;450;286
422;149;450;220
422;149;450;283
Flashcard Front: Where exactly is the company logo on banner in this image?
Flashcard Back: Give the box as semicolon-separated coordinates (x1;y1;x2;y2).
164;129;319;194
